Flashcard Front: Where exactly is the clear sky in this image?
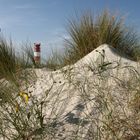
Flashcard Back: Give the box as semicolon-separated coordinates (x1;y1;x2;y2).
0;0;140;57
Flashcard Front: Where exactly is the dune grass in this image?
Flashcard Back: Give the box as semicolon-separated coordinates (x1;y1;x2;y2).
46;10;140;69
0;38;19;83
46;49;65;70
62;10;140;65
22;42;36;67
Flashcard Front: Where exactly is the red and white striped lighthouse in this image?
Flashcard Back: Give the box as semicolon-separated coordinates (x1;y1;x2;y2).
34;43;41;64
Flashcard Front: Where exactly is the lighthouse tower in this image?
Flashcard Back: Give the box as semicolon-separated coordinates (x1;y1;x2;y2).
34;43;41;65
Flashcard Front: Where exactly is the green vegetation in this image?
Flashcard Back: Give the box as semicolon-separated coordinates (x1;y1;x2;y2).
22;42;36;68
0;38;37;78
0;38;17;81
46;10;140;68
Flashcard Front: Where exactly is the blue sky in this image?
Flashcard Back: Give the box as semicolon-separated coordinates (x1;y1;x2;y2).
0;0;140;57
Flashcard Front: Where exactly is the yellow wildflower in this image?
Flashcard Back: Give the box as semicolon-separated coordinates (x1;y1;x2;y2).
19;91;29;104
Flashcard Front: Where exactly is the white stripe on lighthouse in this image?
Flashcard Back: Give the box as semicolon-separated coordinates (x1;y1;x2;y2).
34;52;40;57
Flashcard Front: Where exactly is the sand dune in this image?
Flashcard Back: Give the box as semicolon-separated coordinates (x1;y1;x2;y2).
1;44;139;139
23;44;140;139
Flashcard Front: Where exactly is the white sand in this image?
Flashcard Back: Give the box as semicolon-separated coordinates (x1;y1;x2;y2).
1;44;139;139
22;44;139;139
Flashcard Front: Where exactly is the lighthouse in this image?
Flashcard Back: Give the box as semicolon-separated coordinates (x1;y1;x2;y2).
34;43;41;65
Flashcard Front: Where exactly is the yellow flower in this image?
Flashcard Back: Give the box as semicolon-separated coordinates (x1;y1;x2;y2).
19;91;29;104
